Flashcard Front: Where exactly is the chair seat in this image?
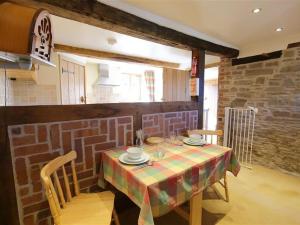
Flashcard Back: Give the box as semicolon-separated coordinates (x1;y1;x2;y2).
60;191;115;225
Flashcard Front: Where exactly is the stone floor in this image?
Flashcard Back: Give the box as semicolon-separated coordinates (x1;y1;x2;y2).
118;165;300;225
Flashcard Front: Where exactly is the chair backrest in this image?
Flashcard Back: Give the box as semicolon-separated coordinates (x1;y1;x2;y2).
40;151;80;225
188;129;223;145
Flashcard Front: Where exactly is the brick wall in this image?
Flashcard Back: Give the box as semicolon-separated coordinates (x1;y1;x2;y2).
218;47;300;174
8;116;133;225
142;110;198;138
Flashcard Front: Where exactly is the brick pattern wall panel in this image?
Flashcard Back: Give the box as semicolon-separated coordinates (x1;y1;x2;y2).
217;47;300;175
8;116;133;225
142;110;198;138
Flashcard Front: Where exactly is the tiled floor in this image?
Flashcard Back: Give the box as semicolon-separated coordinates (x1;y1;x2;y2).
118;165;300;225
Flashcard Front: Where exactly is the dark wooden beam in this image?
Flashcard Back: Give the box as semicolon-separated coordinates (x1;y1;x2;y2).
0;109;19;225
191;49;205;129
205;62;220;68
232;50;282;66
287;42;300;49
8;0;239;58
54;44;180;69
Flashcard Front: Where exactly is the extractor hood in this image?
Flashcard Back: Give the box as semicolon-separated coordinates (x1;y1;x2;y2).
0;2;55;69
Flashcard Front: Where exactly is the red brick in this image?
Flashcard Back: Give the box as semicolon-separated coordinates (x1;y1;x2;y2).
23;201;49;215
50;124;60;149
73;129;98;138
15;144;49;157
23;215;35;225
24;125;35;134
100;120;108;134
33;182;42;192
61;121;87;130
38;125;47;143
15;158;28;185
62;132;72;153
85;146;93;169
74;139;83;162
84;135;106;145
143;121;153;127
90;120;98;127
118;126;124;146
77;170;93;180
126;131;132;146
29;152;60;164
37;209;51;221
38;219;50;225
13;135;36;146
154;115;159;125
191;111;198;116
20;187;29;197
94;142;116;151
144;127;159;134
170;118;180;123
174;123;185;129
21;193;43;206
76;164;84;172
11;127;22;135
30;165;41;182
165;113;177;118
109;119;116;141
117;117;131;124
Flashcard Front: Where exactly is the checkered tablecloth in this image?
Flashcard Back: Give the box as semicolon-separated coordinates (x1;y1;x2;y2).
99;143;240;225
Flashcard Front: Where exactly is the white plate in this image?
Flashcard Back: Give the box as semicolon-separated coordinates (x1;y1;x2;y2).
183;138;206;146
119;152;150;165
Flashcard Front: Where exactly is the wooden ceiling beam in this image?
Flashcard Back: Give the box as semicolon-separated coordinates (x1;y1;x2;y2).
205;62;220;68
7;0;239;58
54;44;180;69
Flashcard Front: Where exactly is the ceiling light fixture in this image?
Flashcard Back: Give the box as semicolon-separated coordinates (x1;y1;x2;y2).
252;8;261;14
275;27;283;32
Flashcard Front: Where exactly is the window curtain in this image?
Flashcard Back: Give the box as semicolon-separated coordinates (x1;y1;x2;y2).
144;70;155;102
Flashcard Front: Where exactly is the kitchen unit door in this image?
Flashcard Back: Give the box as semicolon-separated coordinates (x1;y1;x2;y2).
60;58;86;104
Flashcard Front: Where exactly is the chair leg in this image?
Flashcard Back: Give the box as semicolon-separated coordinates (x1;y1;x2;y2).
112;208;121;225
224;172;229;202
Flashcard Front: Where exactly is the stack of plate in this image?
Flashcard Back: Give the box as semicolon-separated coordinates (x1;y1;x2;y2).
183;137;207;146
119;152;150;165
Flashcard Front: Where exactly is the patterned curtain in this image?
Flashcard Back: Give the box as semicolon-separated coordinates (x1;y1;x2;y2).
144;70;155;102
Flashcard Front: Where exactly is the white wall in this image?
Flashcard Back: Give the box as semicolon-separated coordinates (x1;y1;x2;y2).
85;63;99;103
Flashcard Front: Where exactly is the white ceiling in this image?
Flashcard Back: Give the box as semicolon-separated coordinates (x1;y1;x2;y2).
52;15;219;69
101;0;300;57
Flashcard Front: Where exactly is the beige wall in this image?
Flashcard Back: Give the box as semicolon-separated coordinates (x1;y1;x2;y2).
85;63;99;103
36;52;61;103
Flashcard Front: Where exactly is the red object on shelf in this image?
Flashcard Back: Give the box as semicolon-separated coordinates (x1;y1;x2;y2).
191;56;198;77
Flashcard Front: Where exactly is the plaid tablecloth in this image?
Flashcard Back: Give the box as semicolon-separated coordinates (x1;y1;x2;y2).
99;143;240;225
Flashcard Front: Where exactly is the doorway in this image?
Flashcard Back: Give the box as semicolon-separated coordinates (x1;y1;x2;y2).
60;57;86;104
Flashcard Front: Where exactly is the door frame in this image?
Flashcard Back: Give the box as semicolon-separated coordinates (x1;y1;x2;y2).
59;54;86;104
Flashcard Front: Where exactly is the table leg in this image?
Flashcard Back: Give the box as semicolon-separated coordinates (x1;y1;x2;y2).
189;191;203;225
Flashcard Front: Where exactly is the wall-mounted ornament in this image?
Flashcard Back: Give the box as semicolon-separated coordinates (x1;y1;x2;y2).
0;3;55;68
191;56;198;77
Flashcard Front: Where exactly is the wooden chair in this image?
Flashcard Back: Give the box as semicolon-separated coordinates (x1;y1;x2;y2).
187;129;229;202
40;151;120;225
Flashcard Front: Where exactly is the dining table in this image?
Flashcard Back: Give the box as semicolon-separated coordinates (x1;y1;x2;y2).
98;141;240;225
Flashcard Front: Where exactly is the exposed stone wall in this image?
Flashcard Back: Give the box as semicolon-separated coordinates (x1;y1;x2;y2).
8;116;133;225
142;110;198;138
218;47;300;174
